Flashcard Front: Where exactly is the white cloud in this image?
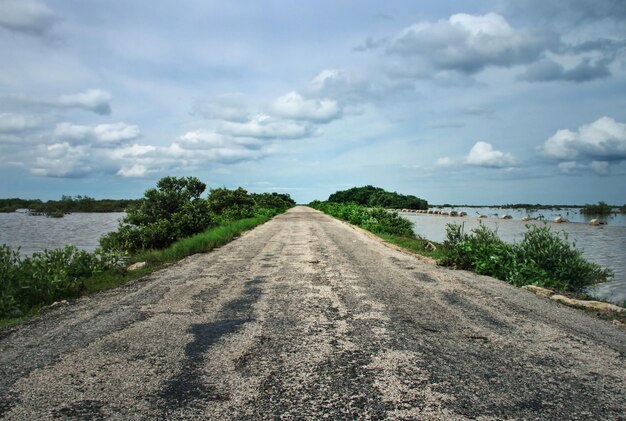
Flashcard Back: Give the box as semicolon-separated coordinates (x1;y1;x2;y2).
0;0;58;37
465;141;516;168
56;90;112;115
9;89;112;115
540;116;626;161
117;164;148;178
219;113;315;139
386;13;559;75
271;91;341;123
0;112;42;133
31;142;92;178
54;122;140;146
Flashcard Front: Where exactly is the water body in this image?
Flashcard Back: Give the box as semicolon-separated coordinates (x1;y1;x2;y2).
0;212;123;256
401;208;626;305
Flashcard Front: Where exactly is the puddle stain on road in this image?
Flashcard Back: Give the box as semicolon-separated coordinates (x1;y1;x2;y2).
160;277;264;407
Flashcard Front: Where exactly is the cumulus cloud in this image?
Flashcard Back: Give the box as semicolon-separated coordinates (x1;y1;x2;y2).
53;122;140;146
192;93;250;122
0;112;42;133
218;113;315;139
116;164;148;178
540;116;626;162
519;58;611;82
271;91;341;123
31;142;93;178
387;13;559;75
465;141;517;168
0;0;58;37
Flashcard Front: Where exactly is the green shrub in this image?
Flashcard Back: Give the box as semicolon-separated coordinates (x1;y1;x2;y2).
207;187;256;221
439;222;613;292
0;245;126;316
309;201;415;238
101;176;214;251
581;201;612;215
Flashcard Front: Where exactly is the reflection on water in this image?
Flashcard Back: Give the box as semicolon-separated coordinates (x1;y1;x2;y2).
401;209;626;305
0;212;123;257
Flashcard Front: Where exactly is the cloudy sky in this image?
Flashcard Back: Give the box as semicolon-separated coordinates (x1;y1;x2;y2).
1;0;625;205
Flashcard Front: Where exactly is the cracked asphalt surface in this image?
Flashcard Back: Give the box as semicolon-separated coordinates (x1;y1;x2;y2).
0;206;624;420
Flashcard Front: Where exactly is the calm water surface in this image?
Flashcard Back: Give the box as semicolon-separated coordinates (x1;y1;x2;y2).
0;212;123;256
401;208;626;305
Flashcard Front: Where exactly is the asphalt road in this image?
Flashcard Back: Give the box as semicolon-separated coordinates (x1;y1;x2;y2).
1;206;624;420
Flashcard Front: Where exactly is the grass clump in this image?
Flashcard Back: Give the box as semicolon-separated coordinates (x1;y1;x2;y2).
439;222;613;292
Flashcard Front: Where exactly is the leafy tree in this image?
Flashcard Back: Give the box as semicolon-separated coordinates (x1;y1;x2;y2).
101;176;213;251
207;187;257;221
327;185;428;210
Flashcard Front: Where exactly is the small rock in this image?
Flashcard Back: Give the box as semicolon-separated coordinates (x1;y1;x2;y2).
554;216;568;223
49;300;69;309
128;261;147;271
522;285;555;298
612;320;625;329
8;308;23;318
424;242;437;252
550;294;625;313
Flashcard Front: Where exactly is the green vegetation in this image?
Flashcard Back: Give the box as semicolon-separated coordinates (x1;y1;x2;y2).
439;222;613;292
1;176;295;321
309;202;415;236
581;201;613;215
327;185;428;210
100;177;295;252
0;196;141;213
0;245;125;318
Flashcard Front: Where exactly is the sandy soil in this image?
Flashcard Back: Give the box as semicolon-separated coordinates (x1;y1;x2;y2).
0;206;624;420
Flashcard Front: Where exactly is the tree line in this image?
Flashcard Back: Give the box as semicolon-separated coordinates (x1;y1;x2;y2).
325;185;428;210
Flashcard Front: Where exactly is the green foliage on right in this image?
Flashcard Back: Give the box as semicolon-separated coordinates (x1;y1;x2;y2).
581;201;613;215
439;222;613;292
327;185;428;210
309;201;415;237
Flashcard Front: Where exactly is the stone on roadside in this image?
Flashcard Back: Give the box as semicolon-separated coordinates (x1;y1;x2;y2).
424;242;437;252
522;285;555;298
128;261;147;271
550;294;625;313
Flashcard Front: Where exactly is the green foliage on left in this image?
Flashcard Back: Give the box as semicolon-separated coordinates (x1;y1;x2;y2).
0;245;125;317
1;176;295;322
0;196;141;213
101;178;296;252
101;176;214;252
439;222;613;292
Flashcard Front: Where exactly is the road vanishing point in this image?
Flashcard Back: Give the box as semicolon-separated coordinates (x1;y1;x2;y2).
1;207;624;420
